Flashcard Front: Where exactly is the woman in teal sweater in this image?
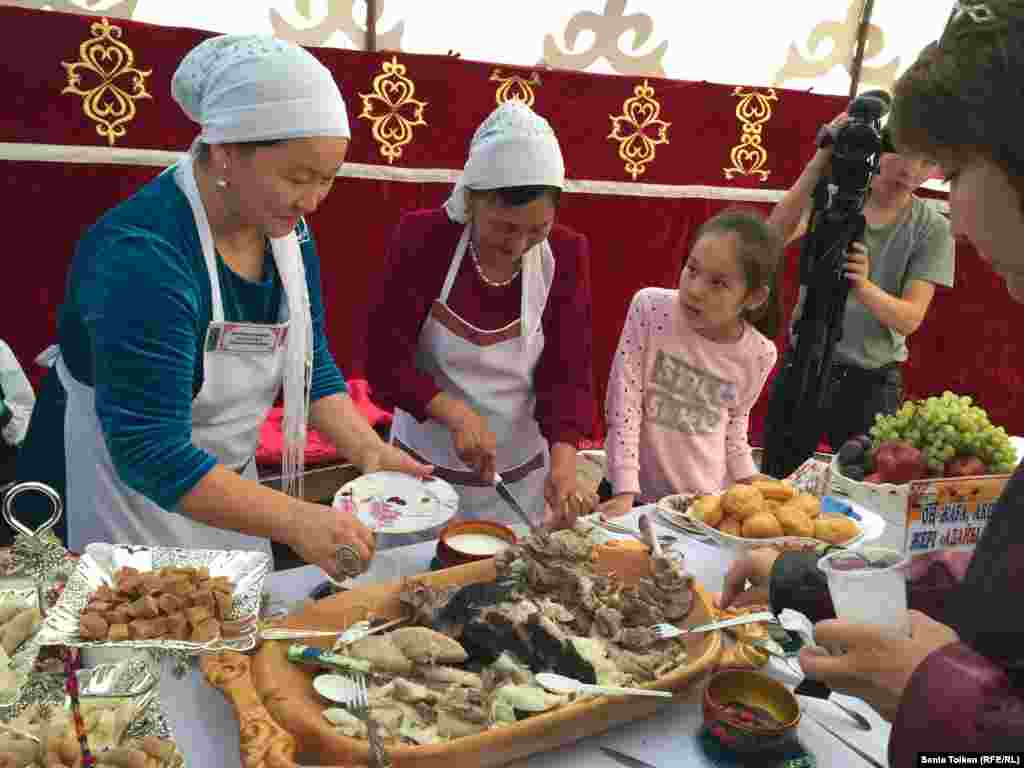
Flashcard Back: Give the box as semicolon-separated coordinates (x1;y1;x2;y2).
21;35;428;578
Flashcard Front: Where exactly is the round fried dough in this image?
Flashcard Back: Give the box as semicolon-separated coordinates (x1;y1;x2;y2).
774;503;815;538
742;512;784;539
691;494;724;528
722;484;764;521
813;516;860;544
719;516;742;537
752;479;797;502
791;492;821;519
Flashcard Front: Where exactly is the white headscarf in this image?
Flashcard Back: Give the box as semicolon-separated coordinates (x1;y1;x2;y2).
444;101;565;224
171;35;350;145
172;35;351;500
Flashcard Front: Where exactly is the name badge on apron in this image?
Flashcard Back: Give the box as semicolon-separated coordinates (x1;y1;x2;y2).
206;322;289;355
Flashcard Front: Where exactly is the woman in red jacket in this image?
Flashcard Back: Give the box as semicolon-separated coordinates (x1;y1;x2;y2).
721;4;1024;759
366;102;596;531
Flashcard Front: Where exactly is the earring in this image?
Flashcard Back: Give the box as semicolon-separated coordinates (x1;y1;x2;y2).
216;164;229;189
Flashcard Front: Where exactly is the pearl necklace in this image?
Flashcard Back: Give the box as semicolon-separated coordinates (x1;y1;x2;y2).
469;239;521;288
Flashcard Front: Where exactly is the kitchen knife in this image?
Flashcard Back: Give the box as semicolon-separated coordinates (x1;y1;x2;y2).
493;473;537;532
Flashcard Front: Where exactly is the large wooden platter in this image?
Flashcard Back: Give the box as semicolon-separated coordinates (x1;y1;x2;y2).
249;558;722;768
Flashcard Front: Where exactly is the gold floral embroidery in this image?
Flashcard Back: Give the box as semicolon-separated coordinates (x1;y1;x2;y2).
61;17;152;146
490;69;542;108
608;80;670;181
358;56;428;164
723;88;778;182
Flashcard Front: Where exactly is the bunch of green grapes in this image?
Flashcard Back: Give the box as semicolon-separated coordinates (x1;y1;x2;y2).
869;391;1016;475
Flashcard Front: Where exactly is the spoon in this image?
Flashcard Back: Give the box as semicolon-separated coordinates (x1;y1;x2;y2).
534;672;672;699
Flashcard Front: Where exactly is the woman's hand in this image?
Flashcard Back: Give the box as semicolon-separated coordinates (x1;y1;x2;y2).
718;547;782;609
595;493;634;519
449;408;497;484
286;500;377;579
543;446;580;529
800;610;960;721
359;442;434;478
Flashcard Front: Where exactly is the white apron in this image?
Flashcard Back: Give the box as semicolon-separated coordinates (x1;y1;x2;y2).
57;156;306;556
391;226;554;531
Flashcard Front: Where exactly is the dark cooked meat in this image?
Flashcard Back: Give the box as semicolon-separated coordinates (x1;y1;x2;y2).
638;578;694;621
617;626;662;650
399;579;458;627
521;614;597;684
618;587;665;627
433;580;521;636
461;612;533;667
593;606;624;639
525;561;562;592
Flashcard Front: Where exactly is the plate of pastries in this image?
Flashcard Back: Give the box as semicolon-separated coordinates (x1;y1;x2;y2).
656;479;864;551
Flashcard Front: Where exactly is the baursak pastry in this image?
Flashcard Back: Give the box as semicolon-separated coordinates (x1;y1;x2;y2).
752;478;797;502
741;512;784;539
690;495;724;528
718;516;742;537
813;516;859;544
721;485;764;521
790;492;821;519
773;502;815;538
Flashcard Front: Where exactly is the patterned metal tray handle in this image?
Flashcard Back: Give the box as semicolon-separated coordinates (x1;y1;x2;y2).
2;482;62;541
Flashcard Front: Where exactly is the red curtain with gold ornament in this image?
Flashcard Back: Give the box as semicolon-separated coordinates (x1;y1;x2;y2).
1;6;1021;449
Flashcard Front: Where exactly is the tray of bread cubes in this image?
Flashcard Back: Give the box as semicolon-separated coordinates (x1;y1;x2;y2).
37;543;271;654
657;478;864;551
244;521;722;768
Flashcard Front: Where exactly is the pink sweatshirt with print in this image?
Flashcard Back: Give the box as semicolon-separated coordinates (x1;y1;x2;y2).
605;287;777;503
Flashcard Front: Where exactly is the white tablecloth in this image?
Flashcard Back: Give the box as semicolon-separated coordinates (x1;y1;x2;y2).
158;509;884;767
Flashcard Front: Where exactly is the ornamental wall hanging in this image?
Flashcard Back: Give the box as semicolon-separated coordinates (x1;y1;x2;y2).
61;16;152;146
723;87;777;182
490;69;542;108
357;56;428;164
607;79;670;181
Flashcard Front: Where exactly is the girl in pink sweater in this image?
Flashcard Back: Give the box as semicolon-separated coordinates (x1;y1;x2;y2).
601;209;782;515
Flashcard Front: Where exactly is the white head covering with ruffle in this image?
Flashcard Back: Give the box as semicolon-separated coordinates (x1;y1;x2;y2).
172;35;350;500
444;101;565;224
171;35;350;146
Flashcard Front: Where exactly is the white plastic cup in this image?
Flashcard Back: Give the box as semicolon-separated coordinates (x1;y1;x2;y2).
817;546;910;635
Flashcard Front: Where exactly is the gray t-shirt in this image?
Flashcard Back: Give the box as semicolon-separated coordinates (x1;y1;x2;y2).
792;195;955;369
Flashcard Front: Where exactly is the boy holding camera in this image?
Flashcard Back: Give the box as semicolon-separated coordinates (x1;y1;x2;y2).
768;112;955;451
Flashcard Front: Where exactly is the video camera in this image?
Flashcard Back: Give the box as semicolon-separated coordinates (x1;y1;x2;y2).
761;90;891;479
823;90;892;218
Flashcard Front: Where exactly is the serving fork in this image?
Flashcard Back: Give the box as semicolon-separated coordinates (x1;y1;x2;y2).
337;674;390;768
651;610;777;640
